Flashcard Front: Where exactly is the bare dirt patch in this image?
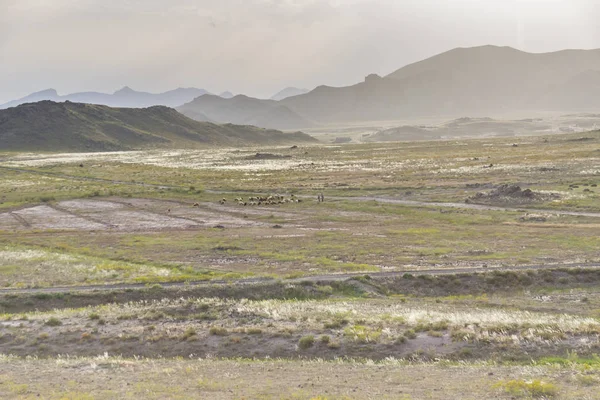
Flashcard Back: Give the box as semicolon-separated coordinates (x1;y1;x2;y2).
0;198;276;232
13;205;106;230
466;184;560;205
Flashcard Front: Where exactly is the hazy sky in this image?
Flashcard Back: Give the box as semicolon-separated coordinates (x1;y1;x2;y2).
1;0;599;103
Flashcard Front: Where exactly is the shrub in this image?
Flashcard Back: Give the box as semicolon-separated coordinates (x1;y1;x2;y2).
327;340;341;349
298;335;315;349
247;328;263;335
45;317;62;327
323;316;349;329
182;327;197;340
494;379;559;398
209;326;228;336
320;335;331;344
89;313;100;320
404;329;417;339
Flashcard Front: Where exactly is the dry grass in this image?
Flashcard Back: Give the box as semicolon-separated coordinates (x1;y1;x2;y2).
0;355;597;399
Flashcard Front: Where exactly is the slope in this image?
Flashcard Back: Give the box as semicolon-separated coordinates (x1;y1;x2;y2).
177;94;314;130
281;45;600;123
0;101;317;152
270;87;310;101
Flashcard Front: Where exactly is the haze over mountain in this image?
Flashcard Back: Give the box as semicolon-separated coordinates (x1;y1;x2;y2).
0;101;316;152
0;87;210;110
270;88;310;101
177;95;314;131
280;46;600;123
176;45;600;128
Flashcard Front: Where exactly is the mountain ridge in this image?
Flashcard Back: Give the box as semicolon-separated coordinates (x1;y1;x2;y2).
177;94;315;130
0;87;211;110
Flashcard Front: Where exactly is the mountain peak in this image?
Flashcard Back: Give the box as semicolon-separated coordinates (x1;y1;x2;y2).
114;86;136;95
33;88;59;96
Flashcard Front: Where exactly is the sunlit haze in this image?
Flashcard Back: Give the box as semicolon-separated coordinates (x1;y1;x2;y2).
1;0;599;103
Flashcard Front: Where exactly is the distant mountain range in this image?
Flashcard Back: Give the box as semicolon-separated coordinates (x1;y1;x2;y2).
0;87;210;110
5;46;600;131
0;101;316;152
177;46;600;129
270;87;310;101
177;94;315;130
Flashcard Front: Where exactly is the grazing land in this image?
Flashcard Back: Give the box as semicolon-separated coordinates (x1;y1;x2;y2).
0;129;599;398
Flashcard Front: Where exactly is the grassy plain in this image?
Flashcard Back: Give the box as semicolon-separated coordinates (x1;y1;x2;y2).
0;130;599;398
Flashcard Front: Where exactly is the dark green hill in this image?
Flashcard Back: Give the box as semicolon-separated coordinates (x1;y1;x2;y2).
0;101;316;152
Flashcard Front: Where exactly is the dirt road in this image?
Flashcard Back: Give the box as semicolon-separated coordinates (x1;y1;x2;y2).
1;261;598;295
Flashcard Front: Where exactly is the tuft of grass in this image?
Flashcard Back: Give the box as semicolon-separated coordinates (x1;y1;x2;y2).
494;379;559;398
209;326;228;336
404;329;417;339
298;335;315;349
182;327;197;340
45;317;62;327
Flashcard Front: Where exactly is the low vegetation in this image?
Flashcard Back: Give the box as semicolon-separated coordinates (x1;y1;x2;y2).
0;130;599;398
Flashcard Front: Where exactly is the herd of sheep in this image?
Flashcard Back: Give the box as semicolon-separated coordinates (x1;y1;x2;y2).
218;194;303;206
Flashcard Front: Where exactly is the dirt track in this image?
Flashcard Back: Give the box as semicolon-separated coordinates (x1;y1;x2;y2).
1;261;599;295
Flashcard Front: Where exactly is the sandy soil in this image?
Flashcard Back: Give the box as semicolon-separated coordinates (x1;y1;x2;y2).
0;357;595;399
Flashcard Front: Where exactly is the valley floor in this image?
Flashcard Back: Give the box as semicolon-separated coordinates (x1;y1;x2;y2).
0;130;599;398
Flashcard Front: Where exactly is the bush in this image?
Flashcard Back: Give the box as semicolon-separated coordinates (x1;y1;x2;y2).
494;379;559;398
89;313;100;320
324;319;348;329
45;317;62;327
298;335;315;349
320;335;331;344
182;327;197;340
209;326;228;336
404;329;417;339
